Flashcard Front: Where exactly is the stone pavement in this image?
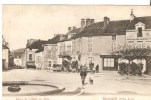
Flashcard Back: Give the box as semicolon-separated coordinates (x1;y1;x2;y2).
82;72;151;96
2;69;151;96
2;69;82;93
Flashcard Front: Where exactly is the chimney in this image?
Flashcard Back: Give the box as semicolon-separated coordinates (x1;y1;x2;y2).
91;19;95;24
86;18;91;26
104;16;110;28
81;19;85;29
68;27;72;32
130;9;135;21
73;26;76;30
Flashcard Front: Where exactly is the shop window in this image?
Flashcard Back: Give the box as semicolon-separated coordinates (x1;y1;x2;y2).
104;58;114;67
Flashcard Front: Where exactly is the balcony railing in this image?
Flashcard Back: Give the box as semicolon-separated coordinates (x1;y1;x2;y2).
59;51;72;56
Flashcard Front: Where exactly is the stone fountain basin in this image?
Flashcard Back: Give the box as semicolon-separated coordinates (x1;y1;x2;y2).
3;81;65;96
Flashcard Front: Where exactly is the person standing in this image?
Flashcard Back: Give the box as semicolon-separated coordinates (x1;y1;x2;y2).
95;64;99;73
80;66;87;85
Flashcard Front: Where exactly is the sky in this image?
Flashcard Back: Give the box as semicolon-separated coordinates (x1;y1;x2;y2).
2;5;151;50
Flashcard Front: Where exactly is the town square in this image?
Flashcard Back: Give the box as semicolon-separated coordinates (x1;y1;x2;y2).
2;5;151;96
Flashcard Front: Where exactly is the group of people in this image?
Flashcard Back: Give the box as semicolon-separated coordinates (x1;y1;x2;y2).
61;57;100;85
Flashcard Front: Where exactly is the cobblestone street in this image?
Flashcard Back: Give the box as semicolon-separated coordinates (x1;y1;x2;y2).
2;69;151;96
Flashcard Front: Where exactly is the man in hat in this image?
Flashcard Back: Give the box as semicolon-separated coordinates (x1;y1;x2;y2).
80;65;87;85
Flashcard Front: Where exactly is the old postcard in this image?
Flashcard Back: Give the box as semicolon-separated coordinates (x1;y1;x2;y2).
2;5;151;100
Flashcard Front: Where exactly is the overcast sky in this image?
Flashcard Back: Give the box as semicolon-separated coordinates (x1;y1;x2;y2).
2;5;151;50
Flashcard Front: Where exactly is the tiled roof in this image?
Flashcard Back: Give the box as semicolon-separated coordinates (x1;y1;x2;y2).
26;39;46;49
68;28;81;33
35;47;44;53
14;48;25;53
45;34;67;44
59;28;81;42
58;35;68;42
127;16;151;30
35;34;64;52
72;19;130;39
13;48;25;58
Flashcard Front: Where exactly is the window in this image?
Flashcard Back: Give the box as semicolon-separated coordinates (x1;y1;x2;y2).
37;56;40;62
59;46;62;54
88;44;92;52
29;54;32;61
48;61;51;67
47;51;52;58
67;45;71;53
112;35;116;40
137;27;143;37
104;58;114;67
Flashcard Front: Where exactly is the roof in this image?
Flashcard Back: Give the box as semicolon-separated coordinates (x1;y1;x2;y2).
2;44;9;49
127;16;151;30
26;39;47;49
35;47;44;53
13;48;25;53
72;19;130;39
68;28;81;34
45;34;66;44
35;34;64;52
13;48;25;58
59;28;81;42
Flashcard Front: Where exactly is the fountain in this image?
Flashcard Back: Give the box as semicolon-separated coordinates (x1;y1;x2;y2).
3;81;65;96
8;85;21;92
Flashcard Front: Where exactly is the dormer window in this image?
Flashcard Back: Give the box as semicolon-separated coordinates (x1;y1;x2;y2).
135;22;145;37
137;27;142;37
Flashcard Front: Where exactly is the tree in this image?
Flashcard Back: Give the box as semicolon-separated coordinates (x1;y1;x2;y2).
113;45;151;77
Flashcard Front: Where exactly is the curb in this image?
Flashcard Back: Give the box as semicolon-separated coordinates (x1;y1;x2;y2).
3;81;65;96
74;87;85;96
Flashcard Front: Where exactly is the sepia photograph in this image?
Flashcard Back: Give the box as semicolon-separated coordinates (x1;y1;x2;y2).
2;5;151;99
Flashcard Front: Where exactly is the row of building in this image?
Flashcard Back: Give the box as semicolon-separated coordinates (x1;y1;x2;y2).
13;10;151;74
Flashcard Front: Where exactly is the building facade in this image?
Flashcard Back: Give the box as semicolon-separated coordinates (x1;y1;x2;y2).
43;44;58;69
70;16;129;71
125;16;151;73
2;45;9;70
13;48;25;68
